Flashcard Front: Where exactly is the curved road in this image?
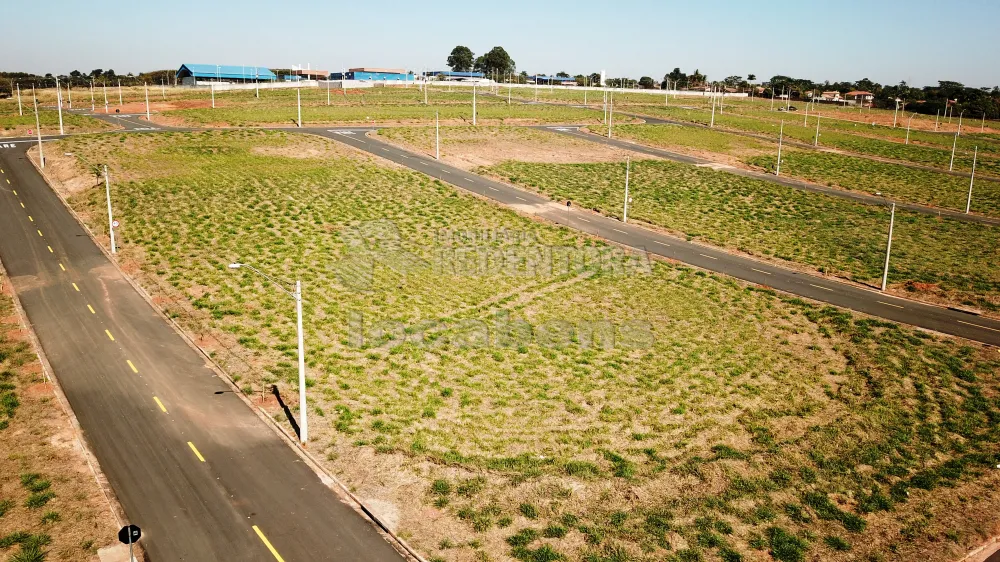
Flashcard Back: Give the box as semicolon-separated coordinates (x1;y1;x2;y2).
0;140;405;561
311;127;1000;346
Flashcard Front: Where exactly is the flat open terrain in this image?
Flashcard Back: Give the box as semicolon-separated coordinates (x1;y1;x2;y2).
610;124;1000;217
34;129;1000;562
0;98;115;137
377;125;657;169
482;158;1000;314
153;87;628;127
0;277;118;560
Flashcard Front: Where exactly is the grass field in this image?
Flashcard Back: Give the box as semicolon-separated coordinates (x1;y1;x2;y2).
0;279;118;560
156;87;625;127
40;130;1000;562
0;99;115;137
482;159;1000;313
609;124;1000;217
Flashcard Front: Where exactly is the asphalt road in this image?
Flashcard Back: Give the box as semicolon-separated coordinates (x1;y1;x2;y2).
0;143;405;561
541;125;1000;226
312;127;1000;346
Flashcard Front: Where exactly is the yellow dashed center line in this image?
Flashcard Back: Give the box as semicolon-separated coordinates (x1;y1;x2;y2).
809;283;833;291
877;301;904;309
957;320;1000;333
252;526;286;562
699;253;718;260
87;304;95;314
127;360;138;373
187;442;206;462
72;283;80;292
59;263;65;271
105;329;115;341
751;268;772;275
47;246;53;253
28;215;33;222
153;396;167;413
37;229;43;237
19;201;24;208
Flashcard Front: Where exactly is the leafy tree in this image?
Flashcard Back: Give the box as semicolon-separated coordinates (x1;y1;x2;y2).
638;76;655;89
747;74;756;82
90;69;103;79
103;69;116;79
556;71;570;78
447;46;475;72
472;46;515;76
689;69;706;87
724;75;742;88
589;72;602;85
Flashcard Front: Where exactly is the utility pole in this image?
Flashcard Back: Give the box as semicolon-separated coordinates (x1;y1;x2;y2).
935;109;939;131
118;79;123;106
55;78;64;135
770;86;775;111
892;99;899;128
67;80;72;109
90;80;95;112
435;111;440;160
881;202;895;291
105;166;116;254
16;83;22;115
103;83;109;113
710;88;716;127
472;84;477;126
957;110;965;136
607;90;613;138
211;82;215;109
776;120;784;176
949;134;958;171
297;88;301;127
621;156;633;223
295;279;307;444
814;113;821;147
966;146;978;214
33;87;44;168
144;82;150;121
905;113;915;144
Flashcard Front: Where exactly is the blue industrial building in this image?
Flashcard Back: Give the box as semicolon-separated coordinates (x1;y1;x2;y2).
528;75;576;86
176;64;276;85
330;68;414;82
426;71;485;81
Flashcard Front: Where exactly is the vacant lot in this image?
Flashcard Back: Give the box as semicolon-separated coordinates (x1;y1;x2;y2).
0;277;118;560
155;87;622;127
0;99;115;137
483;159;1000;313
43;130;1000;562
377;125;654;169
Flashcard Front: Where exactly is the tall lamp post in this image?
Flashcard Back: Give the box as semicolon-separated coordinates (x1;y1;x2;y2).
228;263;308;443
876;193;895;292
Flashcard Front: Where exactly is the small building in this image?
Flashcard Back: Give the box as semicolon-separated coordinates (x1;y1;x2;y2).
426;71;486;81
819;91;842;102
330;67;414;82
529;75;576;86
845;90;874;107
175;64;276;86
291;68;329;81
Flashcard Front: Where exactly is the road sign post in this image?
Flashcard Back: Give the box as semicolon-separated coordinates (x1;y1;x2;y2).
118;524;141;562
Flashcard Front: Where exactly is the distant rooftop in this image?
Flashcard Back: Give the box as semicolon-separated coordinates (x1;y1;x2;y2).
176;64;276;80
349;67;407;74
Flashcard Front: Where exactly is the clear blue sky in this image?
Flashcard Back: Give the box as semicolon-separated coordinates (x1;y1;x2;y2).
2;0;997;88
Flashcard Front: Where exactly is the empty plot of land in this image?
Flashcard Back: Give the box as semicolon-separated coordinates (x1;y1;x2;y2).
33;129;1000;562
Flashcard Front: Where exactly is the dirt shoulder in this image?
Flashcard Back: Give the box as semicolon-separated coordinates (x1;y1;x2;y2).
0;273;120;561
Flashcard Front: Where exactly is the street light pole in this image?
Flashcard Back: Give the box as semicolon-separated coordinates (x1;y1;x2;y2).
966;146;978;214
105;166;116;254
905;113;915;144
710;88;717;127
472;84;477;126
118;79;123;106
892;99;899;128
607;90;613;138
957;109;965;136
211;82;215;109
90;80;95;111
881;201;895;292
776;120;784;176
228;263;308;443
814;112;821;147
949;134;958;171
67;80;72;109
16;83;22;115
435;110;440;160
55;77;64;135
144;82;150;121
297;88;302;127
622;156;631;223
32;87;44;168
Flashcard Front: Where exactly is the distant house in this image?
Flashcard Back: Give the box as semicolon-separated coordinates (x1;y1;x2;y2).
820;91;842;102
529;75;576;86
845;90;874;107
175;64;276;86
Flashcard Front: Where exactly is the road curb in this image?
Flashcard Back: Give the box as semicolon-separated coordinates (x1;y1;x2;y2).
25;145;426;562
0;260;140;561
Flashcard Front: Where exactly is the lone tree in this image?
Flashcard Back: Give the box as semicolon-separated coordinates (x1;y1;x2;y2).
447;46;475;72
473;46;516;76
638;76;655;89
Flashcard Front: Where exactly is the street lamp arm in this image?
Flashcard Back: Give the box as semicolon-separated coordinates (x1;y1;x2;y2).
229;263;297;299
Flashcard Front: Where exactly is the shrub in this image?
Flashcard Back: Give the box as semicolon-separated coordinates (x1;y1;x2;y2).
766;527;809;562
